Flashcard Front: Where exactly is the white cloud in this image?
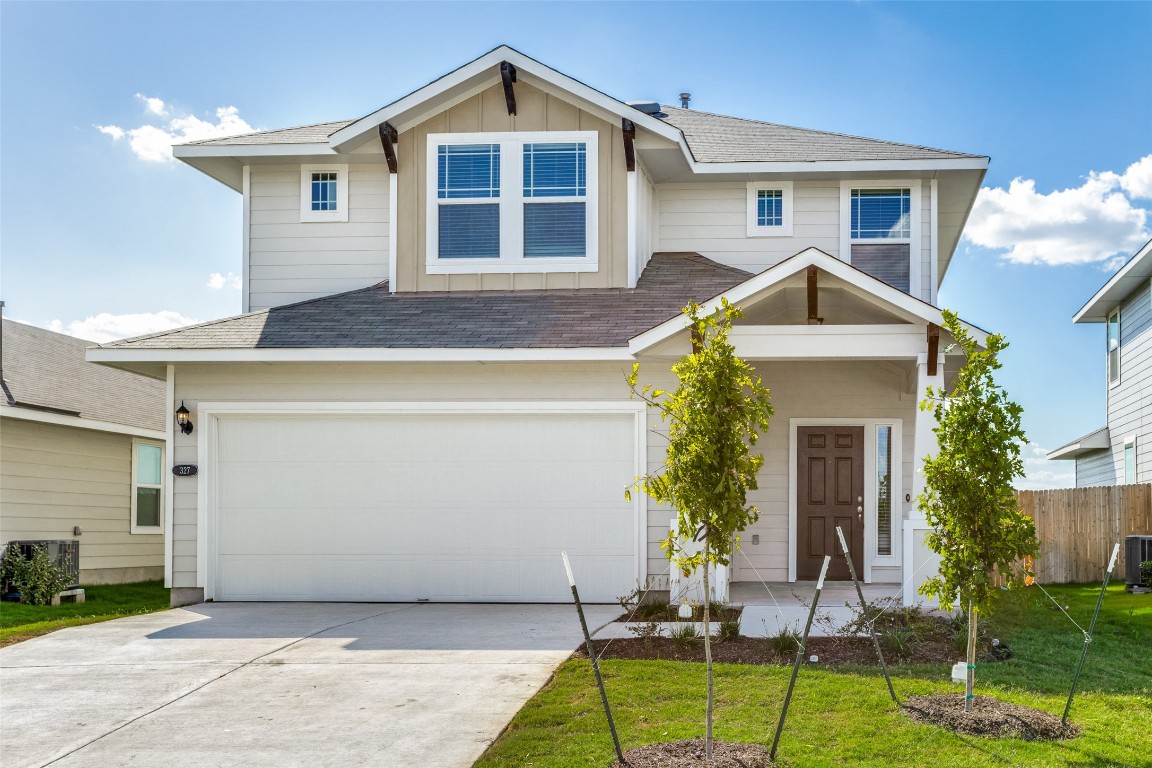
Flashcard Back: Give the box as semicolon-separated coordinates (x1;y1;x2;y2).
46;311;198;343
1015;443;1076;491
1116;155;1152;200
206;271;242;290
98;100;254;163
135;93;168;117
96;124;125;141
963;156;1151;266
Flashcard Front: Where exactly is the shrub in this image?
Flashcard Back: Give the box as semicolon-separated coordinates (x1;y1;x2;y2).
1141;561;1152;587
716;617;742;642
669;621;702;648
1;543;76;606
879;626;919;659
765;623;801;657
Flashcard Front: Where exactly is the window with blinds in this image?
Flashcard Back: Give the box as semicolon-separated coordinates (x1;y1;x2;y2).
427;132;598;272
848;187;914;293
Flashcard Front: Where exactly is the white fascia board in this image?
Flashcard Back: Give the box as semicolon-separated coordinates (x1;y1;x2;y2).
328;46;683;151
1047;427;1111;460
0;405;166;440
173;143;337;159
629;248;988;354
1073;237;1152;323
689;157;989;175
87;347;635;364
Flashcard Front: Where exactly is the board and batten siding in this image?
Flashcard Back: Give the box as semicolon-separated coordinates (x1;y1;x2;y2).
1107;279;1152;482
1075;450;1114;487
394;80;629;292
0;418;163;583
248;163;390;310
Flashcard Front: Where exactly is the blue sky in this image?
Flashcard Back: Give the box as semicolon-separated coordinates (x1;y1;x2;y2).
2;2;1150;488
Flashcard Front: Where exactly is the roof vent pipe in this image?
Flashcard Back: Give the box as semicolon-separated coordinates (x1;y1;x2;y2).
679;92;691;109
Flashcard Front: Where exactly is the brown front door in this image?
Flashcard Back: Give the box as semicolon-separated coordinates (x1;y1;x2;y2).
797;426;864;580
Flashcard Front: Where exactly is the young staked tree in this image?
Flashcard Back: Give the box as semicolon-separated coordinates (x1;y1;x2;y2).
917;310;1038;713
627;299;773;760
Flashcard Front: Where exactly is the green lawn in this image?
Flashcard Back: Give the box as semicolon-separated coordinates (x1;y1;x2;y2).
476;585;1151;767
0;580;171;646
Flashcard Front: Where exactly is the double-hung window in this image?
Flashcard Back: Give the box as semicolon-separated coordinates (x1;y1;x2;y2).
1107;307;1120;386
131;439;163;534
746;181;794;237
840;180;921;294
300;165;349;222
427;132;598;273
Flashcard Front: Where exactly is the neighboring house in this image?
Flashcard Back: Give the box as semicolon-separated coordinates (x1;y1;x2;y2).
87;46;990;607
1;316;166;584
1049;238;1152;486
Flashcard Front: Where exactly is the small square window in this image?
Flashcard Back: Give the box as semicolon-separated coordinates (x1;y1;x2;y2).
300;165;349;222
746;181;793;237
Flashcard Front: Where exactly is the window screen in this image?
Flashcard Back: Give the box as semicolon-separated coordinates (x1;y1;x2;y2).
134;443;162;529
523;142;586;258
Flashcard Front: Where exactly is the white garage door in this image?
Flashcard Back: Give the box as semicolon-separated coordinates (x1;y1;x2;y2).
212;411;638;602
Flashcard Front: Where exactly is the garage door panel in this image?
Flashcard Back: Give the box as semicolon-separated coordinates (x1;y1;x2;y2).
214;412;638;602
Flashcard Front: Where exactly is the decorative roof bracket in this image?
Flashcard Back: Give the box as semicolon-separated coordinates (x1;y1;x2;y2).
622;118;636;172
500;61;517;116
378;122;398;174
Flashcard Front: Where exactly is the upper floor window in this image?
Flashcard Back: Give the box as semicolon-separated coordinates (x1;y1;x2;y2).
300;164;349;222
1107;307;1120;386
1124;436;1136;484
840;181;921;295
426;132;598;274
746;181;794;237
132;439;163;534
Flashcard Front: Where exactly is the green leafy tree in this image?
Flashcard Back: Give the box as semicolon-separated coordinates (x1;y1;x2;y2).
917;309;1037;712
627;299;773;760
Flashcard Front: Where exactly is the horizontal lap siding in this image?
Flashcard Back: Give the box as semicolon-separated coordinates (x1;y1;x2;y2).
733;361;916;583
170;362;642;590
248;164;389;310
657;181;839;273
1108;281;1152;482
1076;450;1115;487
0;418;162;579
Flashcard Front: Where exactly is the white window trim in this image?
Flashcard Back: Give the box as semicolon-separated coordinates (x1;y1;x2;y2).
746;181;794;237
131;438;164;535
1123;435;1137;485
425;131;599;274
300;164;349;223
1107;306;1121;388
839;180;922;295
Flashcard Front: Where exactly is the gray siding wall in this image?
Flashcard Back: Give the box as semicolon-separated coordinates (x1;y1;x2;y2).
1107;278;1152;482
248;163;390;310
1075;450;1115;487
0;418;163;582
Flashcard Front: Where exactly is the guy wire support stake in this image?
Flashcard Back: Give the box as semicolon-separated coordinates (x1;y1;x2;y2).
836;526;898;705
770;554;830;762
1062;542;1119;727
562;551;627;766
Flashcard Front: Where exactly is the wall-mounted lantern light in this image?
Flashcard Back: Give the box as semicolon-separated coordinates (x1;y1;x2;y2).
176;401;193;435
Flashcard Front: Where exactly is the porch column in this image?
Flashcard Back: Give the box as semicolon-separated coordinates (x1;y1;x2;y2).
904;351;945;606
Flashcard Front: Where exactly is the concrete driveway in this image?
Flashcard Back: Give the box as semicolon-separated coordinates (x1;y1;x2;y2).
0;602;619;768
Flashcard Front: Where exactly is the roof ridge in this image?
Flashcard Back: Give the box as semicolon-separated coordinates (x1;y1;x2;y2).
659;106;983;159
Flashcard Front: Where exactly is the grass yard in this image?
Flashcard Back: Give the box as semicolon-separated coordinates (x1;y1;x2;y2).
476;585;1151;767
0;580;171;647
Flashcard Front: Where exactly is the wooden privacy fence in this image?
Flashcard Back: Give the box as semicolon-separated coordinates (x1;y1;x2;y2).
1016;484;1152;584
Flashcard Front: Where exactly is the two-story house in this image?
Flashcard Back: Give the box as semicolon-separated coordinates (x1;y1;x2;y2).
88;46;990;607
1049;237;1152;486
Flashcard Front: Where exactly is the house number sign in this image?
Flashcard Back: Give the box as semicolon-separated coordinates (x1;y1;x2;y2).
172;464;198;477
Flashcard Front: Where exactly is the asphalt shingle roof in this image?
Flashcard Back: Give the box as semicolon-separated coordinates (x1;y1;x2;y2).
657;106;982;163
103;254;750;351
2;320;165;431
180;107;980;163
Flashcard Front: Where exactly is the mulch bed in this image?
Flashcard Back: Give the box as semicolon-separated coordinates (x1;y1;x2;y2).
611;739;771;767
581;635;959;666
902;694;1079;740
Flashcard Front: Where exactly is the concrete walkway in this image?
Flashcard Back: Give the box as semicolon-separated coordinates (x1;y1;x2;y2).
0;602;618;768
